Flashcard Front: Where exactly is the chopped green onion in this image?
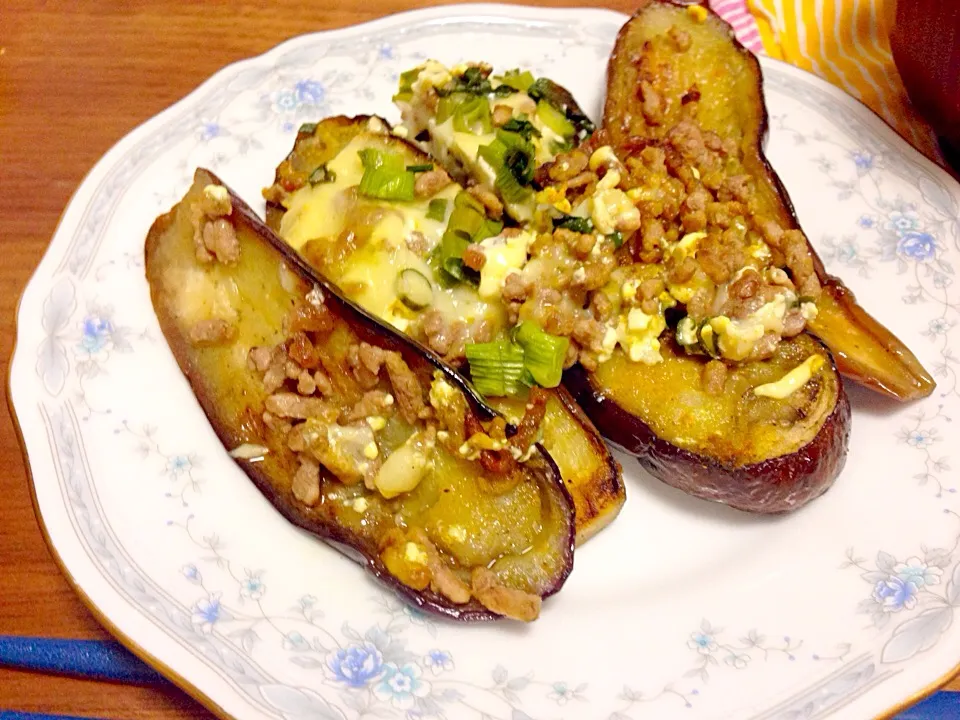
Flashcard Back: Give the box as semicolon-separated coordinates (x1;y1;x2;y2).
438;66;503;97
448;200;485;238
452;95;492;135
455;189;485;213
396;269;434;310
553;214;594;234
357;149;415;201
500;132;535;185
429;191;502;285
698;320;721;359
549;137;575;155
392;67;423;102
495;69;535;93
436;93;465;125
478;130;536;205
500;117;541;141
466;339;526;397
536;100;576;140
474;216;503;243
493;163;532;205
358;171;415;201
675;316;699;348
426;198;448;222
308;164;336;185
458;66;490;94
519;368;537;388
608;231;624;249
298;122;318;135
514;322;569;388
430;229;471;284
358;148;399;172
527;77;597;141
406;163;434;173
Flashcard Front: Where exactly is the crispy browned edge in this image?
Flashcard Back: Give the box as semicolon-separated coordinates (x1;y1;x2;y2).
144;168;576;621
262;114;626;544
549;384;626;541
602;0;934;402
564;339;851;513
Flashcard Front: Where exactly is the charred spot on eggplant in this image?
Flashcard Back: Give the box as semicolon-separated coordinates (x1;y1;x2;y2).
145;168;576;621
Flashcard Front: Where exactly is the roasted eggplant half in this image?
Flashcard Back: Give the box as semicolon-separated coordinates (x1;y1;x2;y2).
565;332;850;512
264;115;624;544
603;0;934;401
145;168;575;621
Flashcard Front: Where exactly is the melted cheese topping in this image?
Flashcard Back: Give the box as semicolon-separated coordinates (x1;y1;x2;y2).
708;292;794;361
616;308;667;364
477;231;534;300
754;355;826;399
277;135;504;334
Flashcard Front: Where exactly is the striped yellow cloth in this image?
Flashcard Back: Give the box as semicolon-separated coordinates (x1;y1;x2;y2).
708;0;942;163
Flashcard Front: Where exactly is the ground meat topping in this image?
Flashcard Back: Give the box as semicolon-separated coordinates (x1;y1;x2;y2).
467;184;504;219
502;271;531;302
188;318;236;347
531;44;828;366
291;457;321;506
383;352;425;424
406;231;429;256
462;243;486;271
547;149;589;182
701;359;727;395
471;567;541;622
409;529;472;605
414;168;452;198
191;185;238;265
341;390;394;423
492;103;514;127
265;392;336;420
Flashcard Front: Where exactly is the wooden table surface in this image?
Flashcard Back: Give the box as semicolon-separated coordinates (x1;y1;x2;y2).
0;1;956;717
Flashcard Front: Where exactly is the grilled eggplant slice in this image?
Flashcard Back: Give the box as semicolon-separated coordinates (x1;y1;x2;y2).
603;0;934;401
264;115;624;544
566;332;850;513
145;168;575;621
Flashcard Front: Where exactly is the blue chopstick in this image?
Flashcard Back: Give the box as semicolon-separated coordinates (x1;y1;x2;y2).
896;690;960;719
0;635;166;686
0;714;102;720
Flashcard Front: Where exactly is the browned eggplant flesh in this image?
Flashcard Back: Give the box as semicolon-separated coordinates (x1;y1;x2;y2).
566;331;850;513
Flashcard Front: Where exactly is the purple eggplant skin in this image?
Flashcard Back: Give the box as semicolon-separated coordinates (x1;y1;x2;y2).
144;168;575;622
563;341;852;514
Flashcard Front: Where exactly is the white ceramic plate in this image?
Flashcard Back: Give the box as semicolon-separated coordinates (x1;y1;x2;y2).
11;5;960;719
